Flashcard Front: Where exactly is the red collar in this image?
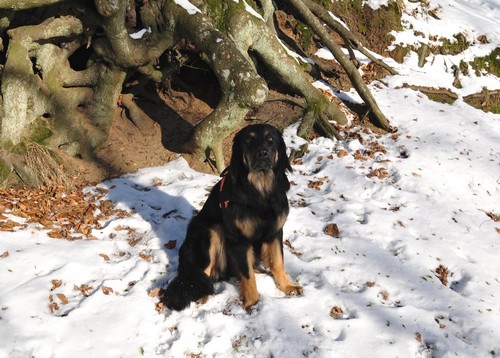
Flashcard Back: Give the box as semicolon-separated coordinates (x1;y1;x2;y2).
219;176;229;209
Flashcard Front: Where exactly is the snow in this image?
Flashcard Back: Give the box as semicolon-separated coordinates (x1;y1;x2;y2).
173;0;201;15
1;1;500;357
130;27;152;40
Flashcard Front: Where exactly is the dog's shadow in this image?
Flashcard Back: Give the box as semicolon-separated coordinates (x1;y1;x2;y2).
102;172;205;290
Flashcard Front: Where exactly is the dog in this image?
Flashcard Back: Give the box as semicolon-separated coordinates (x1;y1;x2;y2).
162;123;303;310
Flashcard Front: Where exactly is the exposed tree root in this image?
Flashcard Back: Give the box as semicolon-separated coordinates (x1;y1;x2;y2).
0;0;396;183
290;0;394;132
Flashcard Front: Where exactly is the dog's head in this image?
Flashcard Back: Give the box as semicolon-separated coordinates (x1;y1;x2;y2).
229;124;292;179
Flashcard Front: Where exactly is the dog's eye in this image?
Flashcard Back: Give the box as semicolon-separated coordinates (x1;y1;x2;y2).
267;136;274;144
246;138;254;145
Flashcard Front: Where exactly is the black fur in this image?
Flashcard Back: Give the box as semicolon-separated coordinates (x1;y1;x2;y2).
162;124;294;310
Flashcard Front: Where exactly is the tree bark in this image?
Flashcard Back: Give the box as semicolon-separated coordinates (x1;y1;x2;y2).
0;0;395;186
290;0;393;131
165;1;268;172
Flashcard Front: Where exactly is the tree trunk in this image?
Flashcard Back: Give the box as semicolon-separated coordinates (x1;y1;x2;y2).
0;0;395;186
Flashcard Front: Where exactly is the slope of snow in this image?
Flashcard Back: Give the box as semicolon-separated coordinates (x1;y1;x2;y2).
1;1;499;357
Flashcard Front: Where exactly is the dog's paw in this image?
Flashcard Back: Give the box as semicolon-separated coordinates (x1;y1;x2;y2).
281;283;303;296
242;292;260;310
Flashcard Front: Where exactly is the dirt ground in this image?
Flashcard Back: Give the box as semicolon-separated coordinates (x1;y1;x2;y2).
64;7;391;185
72;80;305;185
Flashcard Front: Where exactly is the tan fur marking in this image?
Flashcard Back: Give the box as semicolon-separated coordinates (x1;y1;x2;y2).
247;170;275;196
261;240;303;296
275;211;288;232
203;225;226;280
239;248;259;308
234;216;261;238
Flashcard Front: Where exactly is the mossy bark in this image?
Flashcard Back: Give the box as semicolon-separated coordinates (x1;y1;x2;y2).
0;0;395;185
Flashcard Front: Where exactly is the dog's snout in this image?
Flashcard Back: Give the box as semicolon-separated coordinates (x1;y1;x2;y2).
257;149;269;159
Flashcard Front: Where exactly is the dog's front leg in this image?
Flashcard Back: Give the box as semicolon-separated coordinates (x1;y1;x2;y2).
262;232;303;296
230;243;260;309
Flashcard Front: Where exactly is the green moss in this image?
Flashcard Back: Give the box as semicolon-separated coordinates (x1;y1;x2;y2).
439;33;470;55
424;92;457;105
0;157;10;186
470;47;500;77
205;0;229;31
11;142;27;155
390;44;411;63
296;22;315;49
27;117;53;144
463;87;500;114
312;0;333;9
330;0;403;54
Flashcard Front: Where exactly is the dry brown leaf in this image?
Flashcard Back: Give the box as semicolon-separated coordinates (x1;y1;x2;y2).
367;168;389;180
482;210;500;222
0;185;123;241
435;265;449;286
156;301;164;313
48;295;59;313
330;306;344;319
164;240;177;250
139;253;152;262
284;239;303;257
51;279;62;291
308;178;326;191
56;293;69;304
337;149;348;158
379;291;389;301
0;251;9;258
99;253;111;261
324;223;340;238
74;284;94;297
101;286;114;295
149;288;161;298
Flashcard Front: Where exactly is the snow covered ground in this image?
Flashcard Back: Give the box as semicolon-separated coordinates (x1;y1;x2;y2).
1;1;499;357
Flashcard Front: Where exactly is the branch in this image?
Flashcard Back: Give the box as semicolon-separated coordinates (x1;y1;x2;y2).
289;0;393;131
0;0;66;10
303;0;398;76
7;16;83;45
92;0;171;74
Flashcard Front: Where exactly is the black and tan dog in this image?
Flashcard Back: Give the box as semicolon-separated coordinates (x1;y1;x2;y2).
162;123;302;310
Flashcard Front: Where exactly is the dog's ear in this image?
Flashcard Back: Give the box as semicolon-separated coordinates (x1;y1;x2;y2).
276;130;292;173
228;129;246;179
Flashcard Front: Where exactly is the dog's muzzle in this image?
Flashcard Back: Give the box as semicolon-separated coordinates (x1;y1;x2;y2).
250;148;274;170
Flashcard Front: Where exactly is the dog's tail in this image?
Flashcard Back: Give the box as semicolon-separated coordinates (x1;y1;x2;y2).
162;270;214;311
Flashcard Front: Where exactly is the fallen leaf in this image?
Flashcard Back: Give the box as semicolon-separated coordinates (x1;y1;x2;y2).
149;288;161;298
367;168;389;180
481;210;500;222
51;279;62;291
139;253;152;262
48;295;59;313
56;293;69;304
337;149;348;157
435;265;449;286
379;291;389;301
102;286;114;295
0;251;9;258
99;253;110;261
164;240;177;250
324;223;340;238
330;306;344;319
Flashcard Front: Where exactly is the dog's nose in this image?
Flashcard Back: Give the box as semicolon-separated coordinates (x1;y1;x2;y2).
257;149;269;159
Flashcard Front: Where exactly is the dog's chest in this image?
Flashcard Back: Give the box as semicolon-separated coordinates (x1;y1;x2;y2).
233;206;288;241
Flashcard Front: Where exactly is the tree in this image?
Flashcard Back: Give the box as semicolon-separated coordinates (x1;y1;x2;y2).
0;0;395;186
